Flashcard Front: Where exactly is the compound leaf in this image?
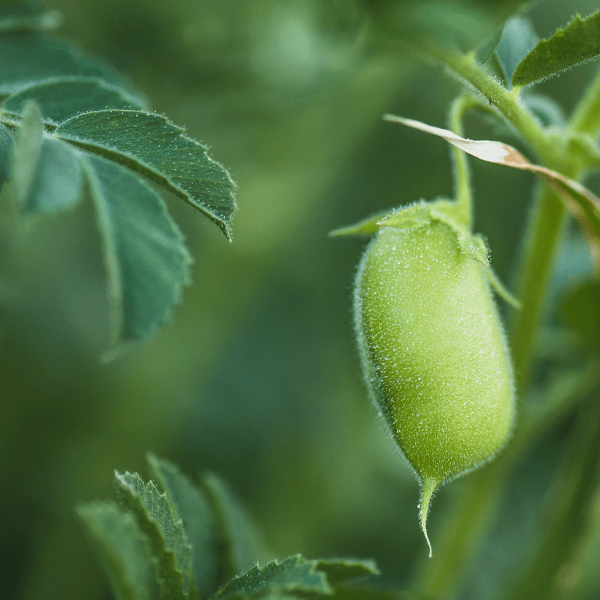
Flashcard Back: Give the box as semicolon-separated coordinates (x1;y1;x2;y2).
147;454;220;600
2;78;146;125
82;152;191;351
77;501;159;600
115;470;195;600
56;110;236;238
513;11;600;86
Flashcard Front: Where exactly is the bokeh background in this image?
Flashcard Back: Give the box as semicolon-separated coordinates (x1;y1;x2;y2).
2;0;600;599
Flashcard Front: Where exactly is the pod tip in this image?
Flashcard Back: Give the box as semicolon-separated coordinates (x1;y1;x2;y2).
419;478;438;558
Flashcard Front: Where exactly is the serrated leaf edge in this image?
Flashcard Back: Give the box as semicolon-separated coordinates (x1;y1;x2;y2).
55;109;236;239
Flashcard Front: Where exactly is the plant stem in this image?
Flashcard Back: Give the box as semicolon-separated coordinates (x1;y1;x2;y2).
448;94;477;229
509;185;567;392
436;52;563;166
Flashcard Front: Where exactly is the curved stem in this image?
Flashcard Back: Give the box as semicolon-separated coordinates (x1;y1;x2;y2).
448;94;477;229
435;52;564;167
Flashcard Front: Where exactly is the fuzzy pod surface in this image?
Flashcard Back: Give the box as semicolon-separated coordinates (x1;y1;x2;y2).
353;206;515;555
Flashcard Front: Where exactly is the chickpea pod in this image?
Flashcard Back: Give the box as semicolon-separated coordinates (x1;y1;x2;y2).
352;201;515;556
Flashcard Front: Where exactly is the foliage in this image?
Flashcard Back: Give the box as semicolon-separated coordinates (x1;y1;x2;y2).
0;1;236;353
78;455;390;600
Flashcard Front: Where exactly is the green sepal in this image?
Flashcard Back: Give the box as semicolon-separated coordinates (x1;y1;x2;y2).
331;199;490;266
328;209;393;237
379;201;490;267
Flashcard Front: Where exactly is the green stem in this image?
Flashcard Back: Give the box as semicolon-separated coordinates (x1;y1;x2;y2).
502;398;600;600
448;94;477;229
436;52;564;167
509;185;567;392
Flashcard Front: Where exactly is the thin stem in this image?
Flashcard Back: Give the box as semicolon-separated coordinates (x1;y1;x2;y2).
509;185;567;392
436;52;564;167
448;94;477;229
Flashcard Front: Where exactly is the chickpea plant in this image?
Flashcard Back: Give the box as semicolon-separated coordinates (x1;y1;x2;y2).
5;2;600;600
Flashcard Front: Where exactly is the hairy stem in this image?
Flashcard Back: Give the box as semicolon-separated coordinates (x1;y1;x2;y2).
509;185;567;392
448;94;478;229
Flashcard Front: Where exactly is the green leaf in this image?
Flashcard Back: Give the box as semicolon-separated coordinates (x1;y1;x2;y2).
521;93;566;127
22;135;83;213
56;110;236;238
81;152;191;351
11;99;43;207
496;15;539;85
77;501;159;600
0;31;138;96
212;555;332;599
561;280;600;350
202;473;267;583
313;558;380;587
12;102;83;214
0;122;13;188
513;11;600;86
2;78;146;125
475;25;504;64
0;2;61;33
115;470;196;600
147;454;220;600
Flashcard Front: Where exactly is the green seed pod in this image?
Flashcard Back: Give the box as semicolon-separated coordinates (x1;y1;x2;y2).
353;202;515;556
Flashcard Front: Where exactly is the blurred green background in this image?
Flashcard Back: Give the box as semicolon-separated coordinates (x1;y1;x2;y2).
2;1;600;599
